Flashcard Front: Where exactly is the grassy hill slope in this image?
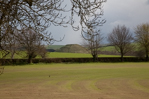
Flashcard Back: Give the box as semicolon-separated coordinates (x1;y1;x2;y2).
45;45;64;50
56;44;89;53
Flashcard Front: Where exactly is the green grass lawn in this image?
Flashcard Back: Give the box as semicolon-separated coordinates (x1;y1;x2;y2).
0;63;149;99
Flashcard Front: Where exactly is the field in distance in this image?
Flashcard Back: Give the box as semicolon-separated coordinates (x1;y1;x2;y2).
2;51;131;59
48;52;122;58
0;63;149;99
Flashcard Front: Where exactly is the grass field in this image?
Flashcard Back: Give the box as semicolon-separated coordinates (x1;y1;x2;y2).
0;63;149;99
48;52;131;58
101;46;115;51
48;52;121;58
2;52;123;59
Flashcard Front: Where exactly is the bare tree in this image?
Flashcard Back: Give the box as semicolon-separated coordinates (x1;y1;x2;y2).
82;19;103;61
108;25;134;61
77;0;107;62
135;23;149;61
16;27;48;63
82;29;103;61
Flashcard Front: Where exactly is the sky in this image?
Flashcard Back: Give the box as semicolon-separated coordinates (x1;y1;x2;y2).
49;0;149;45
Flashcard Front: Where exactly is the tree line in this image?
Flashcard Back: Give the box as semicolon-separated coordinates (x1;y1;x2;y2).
83;23;149;62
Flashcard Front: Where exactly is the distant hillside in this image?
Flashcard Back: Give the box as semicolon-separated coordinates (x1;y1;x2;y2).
46;45;64;50
56;44;89;53
100;45;115;52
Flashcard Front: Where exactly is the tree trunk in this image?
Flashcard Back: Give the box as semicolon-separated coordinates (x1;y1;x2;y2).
28;55;32;64
121;53;124;62
92;54;98;62
145;49;149;61
11;51;15;59
146;54;148;62
0;66;4;75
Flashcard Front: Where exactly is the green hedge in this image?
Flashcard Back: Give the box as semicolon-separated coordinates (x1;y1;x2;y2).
0;57;148;65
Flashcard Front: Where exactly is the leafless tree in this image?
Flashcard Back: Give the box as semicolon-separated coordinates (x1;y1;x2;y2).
82;30;103;61
108;25;134;61
135;23;149;61
16;27;50;63
75;0;106;61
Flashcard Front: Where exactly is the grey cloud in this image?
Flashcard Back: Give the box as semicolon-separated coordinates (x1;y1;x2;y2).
147;0;149;4
49;0;149;45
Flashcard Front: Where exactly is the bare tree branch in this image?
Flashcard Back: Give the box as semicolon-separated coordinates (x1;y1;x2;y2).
82;27;103;61
70;0;106;32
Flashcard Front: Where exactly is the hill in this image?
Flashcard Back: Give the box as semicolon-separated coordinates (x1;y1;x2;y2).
56;44;89;53
45;45;64;50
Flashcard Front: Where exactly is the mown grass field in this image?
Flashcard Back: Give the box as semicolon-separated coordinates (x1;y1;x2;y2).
0;63;149;99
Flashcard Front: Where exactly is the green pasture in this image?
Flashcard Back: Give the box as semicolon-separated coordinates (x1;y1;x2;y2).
101;43;140;52
0;63;149;99
0;51;27;59
47;52;92;58
1;51;125;59
100;46;115;51
48;52;121;58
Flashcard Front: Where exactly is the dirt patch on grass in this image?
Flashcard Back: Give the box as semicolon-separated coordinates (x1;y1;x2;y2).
0;82;108;99
139;79;149;90
1;78;149;99
95;78;149;99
